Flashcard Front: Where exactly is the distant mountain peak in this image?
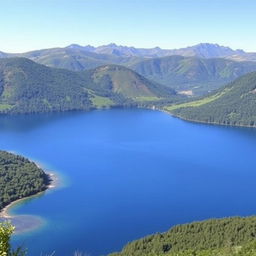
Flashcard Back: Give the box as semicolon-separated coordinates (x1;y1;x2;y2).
1;43;255;65
0;51;8;58
171;43;246;58
67;44;81;48
106;43;118;47
66;44;95;52
193;43;232;50
64;42;248;59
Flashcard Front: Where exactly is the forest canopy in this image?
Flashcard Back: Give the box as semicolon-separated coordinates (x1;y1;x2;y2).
0;151;50;211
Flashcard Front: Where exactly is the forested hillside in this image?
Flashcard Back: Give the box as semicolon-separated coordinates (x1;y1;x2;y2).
0;151;50;210
166;71;256;127
110;216;256;256
0;58;179;114
0;57;94;113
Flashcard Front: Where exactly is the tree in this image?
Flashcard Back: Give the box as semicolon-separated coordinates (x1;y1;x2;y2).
0;222;14;256
0;222;26;256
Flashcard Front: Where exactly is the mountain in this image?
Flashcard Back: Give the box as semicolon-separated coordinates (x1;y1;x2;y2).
109;216;256;256
227;52;256;62
17;48;142;71
2;43;256;74
130;55;256;95
2;43;256;68
66;43;169;57
66;43;247;59
169;43;245;58
0;51;10;58
0;58;178;114
2;44;256;97
88;65;176;100
8;46;256;96
165;71;256;127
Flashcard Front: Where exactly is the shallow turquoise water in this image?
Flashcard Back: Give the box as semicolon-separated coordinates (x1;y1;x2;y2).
0;109;256;255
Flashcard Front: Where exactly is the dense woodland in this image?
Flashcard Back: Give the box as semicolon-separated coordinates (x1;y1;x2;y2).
167;71;256;127
110;217;256;256
2;216;256;255
0;150;50;210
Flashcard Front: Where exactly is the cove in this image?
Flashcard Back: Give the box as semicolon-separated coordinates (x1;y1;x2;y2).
0;109;256;256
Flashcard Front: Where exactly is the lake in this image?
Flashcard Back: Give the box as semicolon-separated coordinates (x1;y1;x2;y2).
0;109;256;256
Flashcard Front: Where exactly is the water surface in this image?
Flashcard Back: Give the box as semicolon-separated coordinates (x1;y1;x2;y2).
0;109;256;255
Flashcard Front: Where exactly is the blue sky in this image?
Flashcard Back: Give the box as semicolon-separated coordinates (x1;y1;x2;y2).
1;0;255;52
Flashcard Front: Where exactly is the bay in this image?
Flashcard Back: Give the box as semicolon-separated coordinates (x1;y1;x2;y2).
0;109;255;255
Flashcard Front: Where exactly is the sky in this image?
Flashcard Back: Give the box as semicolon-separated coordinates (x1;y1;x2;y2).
1;0;256;53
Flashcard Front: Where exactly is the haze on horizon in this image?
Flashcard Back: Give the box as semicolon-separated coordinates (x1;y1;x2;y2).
1;0;256;53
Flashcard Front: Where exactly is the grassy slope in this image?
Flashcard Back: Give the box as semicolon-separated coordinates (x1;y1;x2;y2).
165;88;231;111
89;65;177;99
90;95;114;108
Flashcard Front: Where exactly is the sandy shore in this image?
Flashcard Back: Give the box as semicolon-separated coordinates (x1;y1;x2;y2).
0;169;59;220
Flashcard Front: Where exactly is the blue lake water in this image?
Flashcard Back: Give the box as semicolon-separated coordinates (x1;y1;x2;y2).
0;109;256;255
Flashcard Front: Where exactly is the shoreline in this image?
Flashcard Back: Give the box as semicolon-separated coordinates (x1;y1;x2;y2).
0;170;59;220
2;107;256;130
158;107;256;129
134;106;256;129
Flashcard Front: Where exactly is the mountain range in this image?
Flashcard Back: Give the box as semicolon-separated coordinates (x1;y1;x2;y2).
2;43;256;95
66;43;247;58
66;42;256;61
2;43;256;62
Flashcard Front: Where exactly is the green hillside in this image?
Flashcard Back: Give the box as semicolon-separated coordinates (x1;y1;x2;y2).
0;151;49;210
0;58;180;114
110;216;256;256
131;56;256;95
165;71;256;127
88;65;177;100
0;57;95;113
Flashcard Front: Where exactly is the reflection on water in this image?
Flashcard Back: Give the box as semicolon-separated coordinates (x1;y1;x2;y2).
0;111;83;132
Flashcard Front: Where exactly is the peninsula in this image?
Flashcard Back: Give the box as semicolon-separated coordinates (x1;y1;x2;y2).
0;151;51;216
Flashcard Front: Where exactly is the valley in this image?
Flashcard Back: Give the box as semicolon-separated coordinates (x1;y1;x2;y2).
2;43;256;96
2;1;256;255
0;42;256;256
